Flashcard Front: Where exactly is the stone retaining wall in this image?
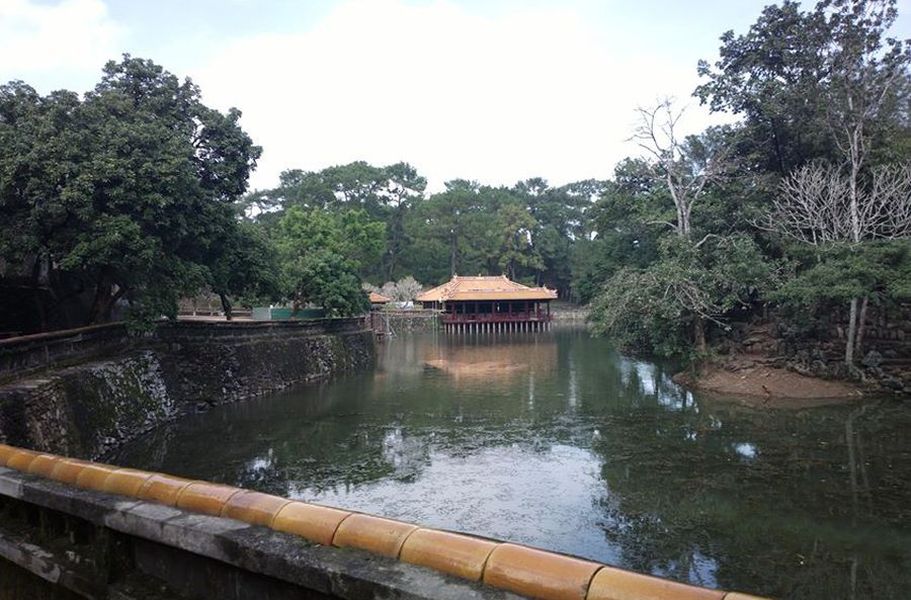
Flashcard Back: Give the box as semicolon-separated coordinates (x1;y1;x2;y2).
368;310;441;335
731;303;911;394
0;319;375;459
0;444;766;600
153;319;373;410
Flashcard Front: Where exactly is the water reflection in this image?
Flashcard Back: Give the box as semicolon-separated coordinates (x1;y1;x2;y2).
112;330;911;600
422;338;557;383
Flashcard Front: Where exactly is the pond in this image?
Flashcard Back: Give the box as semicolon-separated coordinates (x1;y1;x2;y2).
113;329;911;599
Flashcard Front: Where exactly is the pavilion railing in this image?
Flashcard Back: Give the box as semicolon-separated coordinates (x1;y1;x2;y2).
441;312;552;324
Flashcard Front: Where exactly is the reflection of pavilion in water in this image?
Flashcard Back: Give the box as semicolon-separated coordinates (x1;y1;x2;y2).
423;340;557;381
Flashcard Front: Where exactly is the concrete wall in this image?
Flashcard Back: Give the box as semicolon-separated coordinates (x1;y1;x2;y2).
0;319;375;459
0;445;764;600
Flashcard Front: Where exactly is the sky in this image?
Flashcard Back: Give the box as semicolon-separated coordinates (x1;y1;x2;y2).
2;0;910;192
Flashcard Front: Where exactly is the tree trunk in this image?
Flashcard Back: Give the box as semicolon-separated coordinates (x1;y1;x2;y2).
219;293;233;321
87;271;113;325
102;287;125;322
845;297;858;365
769;118;787;175
854;295;869;360
694;316;706;353
450;231;458;277
386;251;397;281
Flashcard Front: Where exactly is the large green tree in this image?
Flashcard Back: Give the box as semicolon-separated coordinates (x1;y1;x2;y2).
245;161;425;281
699;0;911;365
208;219;282;320
275;206;384;316
0;56;260;329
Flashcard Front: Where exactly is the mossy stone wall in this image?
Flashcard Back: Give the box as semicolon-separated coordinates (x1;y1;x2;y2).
0;319;375;458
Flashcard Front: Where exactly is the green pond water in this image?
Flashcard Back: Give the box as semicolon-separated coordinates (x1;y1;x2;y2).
113;329;911;599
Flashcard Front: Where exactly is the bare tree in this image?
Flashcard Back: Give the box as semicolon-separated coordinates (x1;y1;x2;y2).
824;0;909;243
762;162;911;363
632;98;732;351
768;164;911;244
377;276;425;303
632;99;731;239
819;0;910;365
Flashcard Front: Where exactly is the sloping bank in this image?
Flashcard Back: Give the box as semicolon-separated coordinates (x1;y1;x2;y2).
0;319;375;459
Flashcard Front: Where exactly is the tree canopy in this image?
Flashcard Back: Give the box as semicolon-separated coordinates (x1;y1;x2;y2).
0;56;262;329
590;0;911;363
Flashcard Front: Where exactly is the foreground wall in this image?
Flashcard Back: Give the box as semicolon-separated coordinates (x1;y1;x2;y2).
0;319;375;459
0;445;765;600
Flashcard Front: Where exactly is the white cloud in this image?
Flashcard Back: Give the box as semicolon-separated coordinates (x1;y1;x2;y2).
0;0;123;78
194;0;726;192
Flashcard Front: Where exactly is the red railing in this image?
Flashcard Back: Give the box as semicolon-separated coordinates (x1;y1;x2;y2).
441;312;552;324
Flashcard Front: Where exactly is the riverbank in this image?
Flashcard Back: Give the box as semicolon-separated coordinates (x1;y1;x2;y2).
671;315;911;403
674;362;864;407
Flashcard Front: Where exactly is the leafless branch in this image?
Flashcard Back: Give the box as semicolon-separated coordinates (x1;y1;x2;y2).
632;98;731;239
760;163;911;245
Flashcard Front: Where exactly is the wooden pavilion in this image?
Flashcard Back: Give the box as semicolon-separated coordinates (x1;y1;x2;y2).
416;275;557;332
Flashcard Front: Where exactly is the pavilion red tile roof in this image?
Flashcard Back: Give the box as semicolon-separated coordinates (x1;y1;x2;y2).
368;291;391;303
416;275;557;303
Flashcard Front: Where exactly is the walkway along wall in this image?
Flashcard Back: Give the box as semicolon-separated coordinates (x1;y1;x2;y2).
0;319;375;459
0;444;767;600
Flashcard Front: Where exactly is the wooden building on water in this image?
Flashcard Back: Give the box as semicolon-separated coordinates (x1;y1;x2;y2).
416;275;557;333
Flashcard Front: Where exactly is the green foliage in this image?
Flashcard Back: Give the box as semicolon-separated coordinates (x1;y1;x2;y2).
585;0;911;362
275;206;385;273
274;206;383;316
247;163;599;295
209;220;282;311
773;241;911;307
494;203;543;279
0;56;260;328
590;236;781;360
245;160;425;280
282;249;369;317
695;1;835;174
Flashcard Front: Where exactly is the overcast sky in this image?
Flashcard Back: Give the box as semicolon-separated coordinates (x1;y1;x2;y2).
2;0;910;192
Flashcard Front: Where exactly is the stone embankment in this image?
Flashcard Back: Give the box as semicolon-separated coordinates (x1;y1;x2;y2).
0;443;767;600
0;319;375;459
687;303;911;400
368;309;441;336
550;303;590;324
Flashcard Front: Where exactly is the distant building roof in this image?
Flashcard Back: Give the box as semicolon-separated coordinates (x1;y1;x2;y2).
416;275;557;302
369;291;392;304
